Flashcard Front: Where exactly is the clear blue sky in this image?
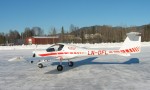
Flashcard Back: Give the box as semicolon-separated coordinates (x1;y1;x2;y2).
0;0;150;34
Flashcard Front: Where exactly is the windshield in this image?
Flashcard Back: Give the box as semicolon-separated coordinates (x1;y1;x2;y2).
46;44;64;52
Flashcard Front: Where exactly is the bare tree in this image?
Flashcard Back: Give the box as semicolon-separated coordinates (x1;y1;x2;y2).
142;24;150;41
31;27;44;36
80;30;85;43
23;27;33;38
8;30;20;44
49;27;57;36
0;33;5;44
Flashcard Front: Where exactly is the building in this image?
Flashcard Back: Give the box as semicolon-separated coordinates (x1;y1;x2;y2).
25;36;59;45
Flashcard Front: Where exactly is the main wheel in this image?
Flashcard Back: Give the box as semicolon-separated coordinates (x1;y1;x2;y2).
38;63;43;68
57;65;63;71
68;61;74;67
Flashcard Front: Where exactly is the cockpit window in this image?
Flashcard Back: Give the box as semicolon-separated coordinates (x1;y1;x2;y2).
46;44;64;52
46;48;55;52
58;45;64;51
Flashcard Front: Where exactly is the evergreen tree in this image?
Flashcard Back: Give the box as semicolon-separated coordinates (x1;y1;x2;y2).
61;26;64;43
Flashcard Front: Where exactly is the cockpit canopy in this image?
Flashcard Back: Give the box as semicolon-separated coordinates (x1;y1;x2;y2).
46;44;64;52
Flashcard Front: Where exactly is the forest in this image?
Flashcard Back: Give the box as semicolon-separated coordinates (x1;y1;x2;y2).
0;24;150;45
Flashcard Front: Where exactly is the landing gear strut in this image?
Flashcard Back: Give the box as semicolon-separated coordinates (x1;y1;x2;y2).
57;58;63;71
56;59;74;71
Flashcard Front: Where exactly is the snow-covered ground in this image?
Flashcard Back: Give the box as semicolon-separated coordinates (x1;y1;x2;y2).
0;42;149;50
0;43;150;90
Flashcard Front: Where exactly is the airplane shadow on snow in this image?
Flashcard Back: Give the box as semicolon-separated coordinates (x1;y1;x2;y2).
45;57;140;74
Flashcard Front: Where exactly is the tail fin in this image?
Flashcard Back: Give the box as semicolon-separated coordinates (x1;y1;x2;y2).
119;32;141;56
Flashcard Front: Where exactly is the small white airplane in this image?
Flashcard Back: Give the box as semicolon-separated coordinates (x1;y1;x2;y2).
9;32;141;71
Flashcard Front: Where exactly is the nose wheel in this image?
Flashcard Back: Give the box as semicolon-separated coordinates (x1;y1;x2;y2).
38;63;44;68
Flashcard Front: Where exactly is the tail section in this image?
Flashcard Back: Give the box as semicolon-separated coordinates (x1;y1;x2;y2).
119;32;141;56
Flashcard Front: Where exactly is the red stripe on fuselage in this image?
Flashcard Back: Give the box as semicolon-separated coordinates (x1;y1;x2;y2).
39;51;85;57
134;47;138;52
125;49;129;53
120;50;126;53
39;52;57;56
132;48;135;52
136;47;139;51
129;49;133;52
58;52;64;54
70;52;73;54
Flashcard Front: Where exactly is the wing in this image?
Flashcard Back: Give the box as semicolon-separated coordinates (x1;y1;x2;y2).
8;56;57;62
25;56;57;63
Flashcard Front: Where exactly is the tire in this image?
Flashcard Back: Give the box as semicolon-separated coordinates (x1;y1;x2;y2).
31;61;34;63
68;61;74;67
38;63;43;68
57;65;63;71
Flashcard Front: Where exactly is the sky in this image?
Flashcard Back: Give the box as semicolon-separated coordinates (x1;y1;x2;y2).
0;0;150;34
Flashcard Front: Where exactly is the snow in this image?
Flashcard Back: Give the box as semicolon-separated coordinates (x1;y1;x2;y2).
0;43;150;90
0;42;149;50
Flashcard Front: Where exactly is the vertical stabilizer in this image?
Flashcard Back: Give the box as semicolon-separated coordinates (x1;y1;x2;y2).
119;32;141;55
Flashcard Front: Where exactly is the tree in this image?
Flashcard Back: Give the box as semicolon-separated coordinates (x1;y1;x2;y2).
53;28;56;36
69;24;75;33
60;26;64;43
23;27;33;39
142;25;150;41
8;30;20;44
69;24;79;36
91;26;96;34
48;27;57;44
49;27;57;36
0;33;6;44
80;30;85;43
31;27;44;36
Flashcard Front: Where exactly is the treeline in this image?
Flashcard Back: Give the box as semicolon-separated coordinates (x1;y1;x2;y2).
0;26;65;45
0;24;150;45
67;24;150;43
0;27;44;45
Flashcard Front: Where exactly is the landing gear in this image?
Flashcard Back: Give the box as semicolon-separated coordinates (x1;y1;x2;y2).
57;58;63;71
38;63;44;68
68;61;74;67
57;65;63;71
56;58;74;71
37;59;51;68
